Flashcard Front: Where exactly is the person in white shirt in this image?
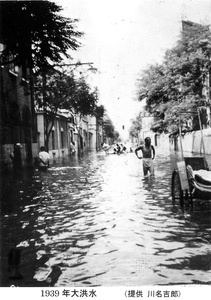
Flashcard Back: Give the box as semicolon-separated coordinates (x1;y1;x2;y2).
102;142;110;154
39;146;50;168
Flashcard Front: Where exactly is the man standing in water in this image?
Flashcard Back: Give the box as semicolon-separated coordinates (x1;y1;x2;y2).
135;137;155;177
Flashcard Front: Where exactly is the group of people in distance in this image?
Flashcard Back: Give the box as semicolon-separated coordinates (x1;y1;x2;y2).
114;143;127;154
102;142;127;155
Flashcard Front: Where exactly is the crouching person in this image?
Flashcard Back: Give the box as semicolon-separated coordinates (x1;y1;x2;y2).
39;146;50;169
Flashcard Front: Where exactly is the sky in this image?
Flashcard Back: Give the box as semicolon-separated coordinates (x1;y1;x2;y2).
55;0;211;140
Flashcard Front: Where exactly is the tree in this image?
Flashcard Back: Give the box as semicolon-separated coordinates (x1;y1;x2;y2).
129;112;142;139
0;1;83;73
103;115;119;141
137;21;211;133
95;105;105;122
104;120;114;139
72;77;99;116
35;70;99;149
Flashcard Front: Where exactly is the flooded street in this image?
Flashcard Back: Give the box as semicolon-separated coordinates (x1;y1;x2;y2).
1;149;211;287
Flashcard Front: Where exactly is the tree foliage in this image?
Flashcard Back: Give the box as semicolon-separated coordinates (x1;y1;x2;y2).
73;77;99;116
104;119;115;139
94;105;106;124
35;70;99;148
36;71;76;112
137;21;211;133
0;0;83;73
103;116;119;140
129;112;142;138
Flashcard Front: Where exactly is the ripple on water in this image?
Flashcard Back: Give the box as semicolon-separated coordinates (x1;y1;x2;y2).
2;151;211;286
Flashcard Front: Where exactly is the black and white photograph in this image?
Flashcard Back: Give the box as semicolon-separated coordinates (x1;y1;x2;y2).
0;0;211;296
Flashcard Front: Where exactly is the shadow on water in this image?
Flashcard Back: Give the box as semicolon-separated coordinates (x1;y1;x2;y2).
0;167;51;286
0;153;101;286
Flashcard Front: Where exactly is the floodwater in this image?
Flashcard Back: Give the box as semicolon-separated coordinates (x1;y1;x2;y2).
1;148;211;287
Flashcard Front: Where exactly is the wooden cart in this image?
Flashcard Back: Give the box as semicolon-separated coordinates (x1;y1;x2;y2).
171;156;211;206
171;108;211;206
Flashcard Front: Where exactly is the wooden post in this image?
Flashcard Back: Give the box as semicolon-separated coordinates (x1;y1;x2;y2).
179;114;184;161
178;114;189;191
197;107;208;169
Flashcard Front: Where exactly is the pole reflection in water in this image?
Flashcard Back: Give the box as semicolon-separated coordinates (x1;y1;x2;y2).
1;150;211;286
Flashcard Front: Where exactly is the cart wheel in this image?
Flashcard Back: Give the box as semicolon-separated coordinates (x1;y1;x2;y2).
171;169;183;205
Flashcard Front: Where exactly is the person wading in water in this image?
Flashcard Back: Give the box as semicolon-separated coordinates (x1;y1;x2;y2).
135;137;155;177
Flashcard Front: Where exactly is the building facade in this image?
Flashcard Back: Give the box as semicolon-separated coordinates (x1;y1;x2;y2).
0;59;103;170
36;108;103;160
0;52;38;171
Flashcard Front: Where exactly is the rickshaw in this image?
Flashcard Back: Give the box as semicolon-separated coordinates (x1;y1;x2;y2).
171;108;211;205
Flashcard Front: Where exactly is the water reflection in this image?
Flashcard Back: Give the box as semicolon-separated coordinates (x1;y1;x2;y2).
1;150;211;286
